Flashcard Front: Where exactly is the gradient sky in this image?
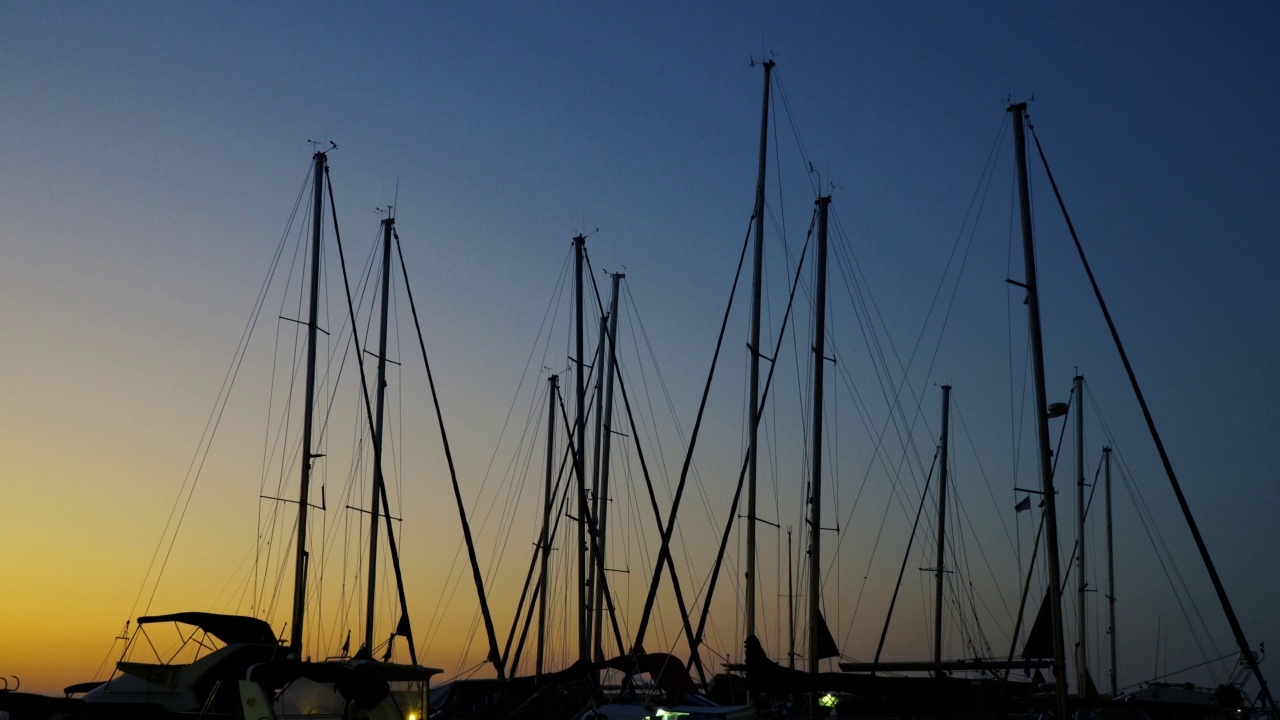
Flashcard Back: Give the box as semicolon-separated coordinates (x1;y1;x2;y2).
2;1;1278;701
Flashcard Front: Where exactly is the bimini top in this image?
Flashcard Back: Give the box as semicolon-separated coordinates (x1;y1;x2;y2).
137;612;278;646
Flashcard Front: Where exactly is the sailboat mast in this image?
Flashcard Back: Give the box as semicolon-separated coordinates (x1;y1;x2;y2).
745;59;774;645
1009;102;1069;716
538;374;558;680
807;194;831;680
587;313;607;658
290;150;326;656
592;272;624;661
573;233;589;662
787;528;795;670
1075;374;1087;692
1105;446;1116;696
933;384;951;670
361;217;394;657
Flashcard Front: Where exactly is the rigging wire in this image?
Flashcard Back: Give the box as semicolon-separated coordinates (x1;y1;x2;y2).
419;247;575;665
1084;383;1227;686
822;115;1011;653
628;210;756;659
1028;118;1264;699
872;448;938;662
118;163;314;661
383;218;508;678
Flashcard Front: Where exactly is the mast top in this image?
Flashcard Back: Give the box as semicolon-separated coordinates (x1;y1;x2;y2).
1006;99;1035;124
307;139;337;155
1006;99;1036;123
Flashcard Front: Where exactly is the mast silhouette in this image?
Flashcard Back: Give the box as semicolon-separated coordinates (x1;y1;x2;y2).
1075;374;1087;693
586;313;606;660
591;272;624;661
1010;102;1069;716
807;195;831;710
290;150;326;656
1104;446;1117;696
537;374;557;679
361;217;395;658
787;528;796;669
745;59;774;646
933;384;951;671
573;233;589;662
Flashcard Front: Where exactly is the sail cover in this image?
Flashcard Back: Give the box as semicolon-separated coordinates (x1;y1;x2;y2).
138;612;278;646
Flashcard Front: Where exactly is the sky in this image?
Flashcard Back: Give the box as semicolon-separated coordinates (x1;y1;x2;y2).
2;0;1278;702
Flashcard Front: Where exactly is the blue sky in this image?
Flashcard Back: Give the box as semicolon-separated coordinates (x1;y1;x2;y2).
2;0;1277;699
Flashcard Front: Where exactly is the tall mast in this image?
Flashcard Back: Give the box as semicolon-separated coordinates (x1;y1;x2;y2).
586;313;607;658
787;528;795;669
1009;102;1069;715
592;272;624;661
538;374;558;680
1075;374;1087;692
591;314;607;493
745;59;774;645
1105;446;1116;696
290;150;326;656
933;385;951;670
572;233;589;662
807;195;831;684
361;217;394;657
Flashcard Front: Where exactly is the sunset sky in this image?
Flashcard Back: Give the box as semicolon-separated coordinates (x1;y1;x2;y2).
2;1;1278;702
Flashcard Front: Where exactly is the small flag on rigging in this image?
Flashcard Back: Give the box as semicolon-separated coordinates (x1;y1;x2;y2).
1014;496;1032;513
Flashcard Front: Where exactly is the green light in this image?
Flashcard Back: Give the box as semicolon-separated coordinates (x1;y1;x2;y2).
819;693;839;708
